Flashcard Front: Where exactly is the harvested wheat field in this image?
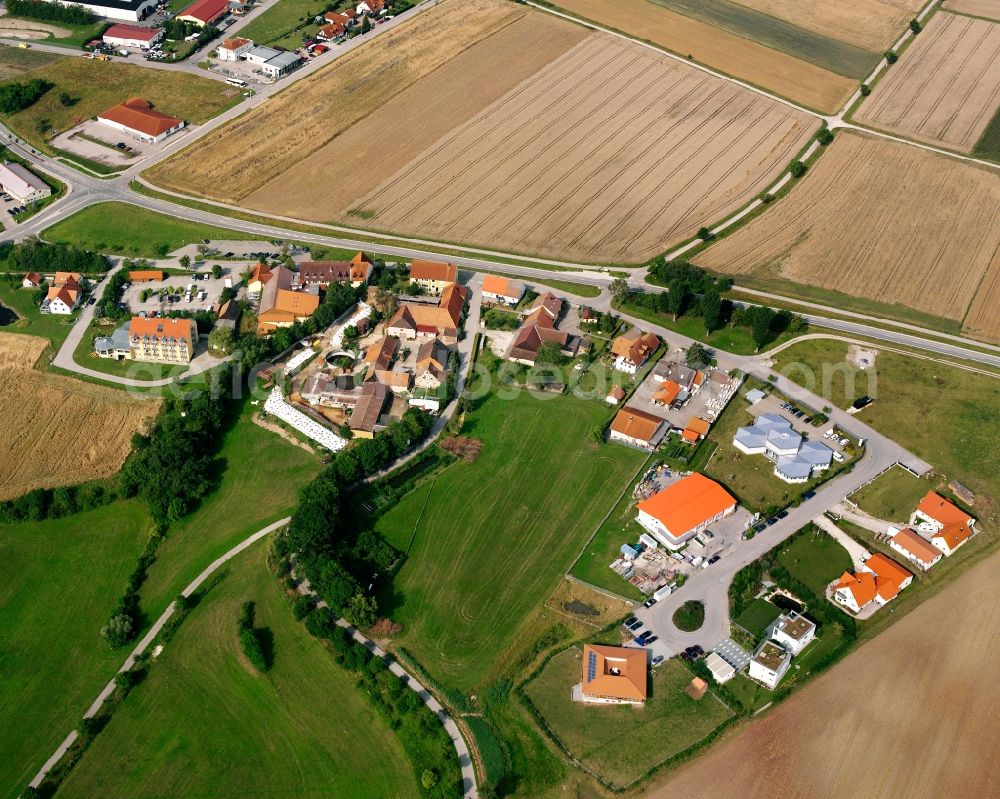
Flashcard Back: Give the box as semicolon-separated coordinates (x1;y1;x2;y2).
0;333;159;499
854;11;1000;151
696;132;1000;323
945;0;1000;20
549;0;856;112
349;33;816;263
964;258;1000;342
730;0;924;51
645;549;1000;799
146;0;537;201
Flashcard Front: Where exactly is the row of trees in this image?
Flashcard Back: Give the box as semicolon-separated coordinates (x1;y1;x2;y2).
5;238;109;276
0;480;117;523
284;408;433;629
7;0;95;24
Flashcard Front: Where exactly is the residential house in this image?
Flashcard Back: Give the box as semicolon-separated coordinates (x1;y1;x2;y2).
42;280;81;315
128;270;164;283
363;335;398;372
349;252;374;286
409;259;458;294
769;612;816;655
374;369;412;393
386;283;466;341
912;491;976;557
414;338;452;390
481;275;525;307
0;162;50;204
651;380;682;408
246;263;273;299
636;473;736;549
324;9;357;25
177;0;230;26
217;37;253;60
349;381;389;438
98;97;184;144
608;406;665;450
748;641;791;689
103;23;163;49
317;21;346;40
298;261;353;289
94;323;131;360
21;272;42;288
681;417;711;444
128;316;197;363
505;293;578;366
733;414;832;484
53;272;83;287
832;554;912;614
605;385;625;405
578;644;647;705
611;328;659;374
257;265;320;332
889;527;944;571
356;0;385;15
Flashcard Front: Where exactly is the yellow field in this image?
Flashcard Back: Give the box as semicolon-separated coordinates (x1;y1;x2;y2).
854;11;1000;152
0;333;159;499
548;0;856;112
964;258;1000;342
731;0;924;51
695;132;1000;327
944;0;1000;20
645;547;1000;799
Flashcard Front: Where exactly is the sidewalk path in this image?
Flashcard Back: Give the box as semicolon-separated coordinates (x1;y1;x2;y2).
814;514;871;571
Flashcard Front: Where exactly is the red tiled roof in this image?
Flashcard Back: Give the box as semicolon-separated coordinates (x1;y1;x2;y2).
99;97;182;138
637;474;736;538
104;23;162;41
178;0;229;23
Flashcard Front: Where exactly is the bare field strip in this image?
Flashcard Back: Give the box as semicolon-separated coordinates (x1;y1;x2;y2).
644;548;1000;799
0;46;61;80
0;333;159;500
243;12;589;216
349;33;816;263
854;11;1000;152
695;132;1000;323
145;0;525;201
731;0;925;52
964;258;1000;342
548;0;856;112
945;0;1000;20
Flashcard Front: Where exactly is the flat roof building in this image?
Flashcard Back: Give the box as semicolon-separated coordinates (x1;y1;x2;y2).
0;162;50;204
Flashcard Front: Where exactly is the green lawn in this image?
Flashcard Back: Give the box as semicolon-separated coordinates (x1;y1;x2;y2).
0;281;79;351
703;384;847;513
375;384;647;691
672;600;705;632
239;0;334;45
725;673;772;711
769;339;1000;507
139;404;321;616
0;501;152;797
850;464;931;524
774;526;852;597
0;58;242;153
43;202;255;258
569;472;650;601
524;649;733;787
733;598;781;637
56;541;421;799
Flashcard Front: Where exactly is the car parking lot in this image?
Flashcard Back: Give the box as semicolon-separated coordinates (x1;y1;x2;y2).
122;272;233;315
0;191;28;225
51;119;197;168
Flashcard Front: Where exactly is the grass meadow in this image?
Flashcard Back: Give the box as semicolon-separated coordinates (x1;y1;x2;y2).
850;464;931;524
56;542;421;799
0;501;151;796
375;384;646;691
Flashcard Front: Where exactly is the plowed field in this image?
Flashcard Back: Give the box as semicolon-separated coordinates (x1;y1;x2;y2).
695;132;1000;324
854;11;1000;151
350;33;815;263
0;333;159;499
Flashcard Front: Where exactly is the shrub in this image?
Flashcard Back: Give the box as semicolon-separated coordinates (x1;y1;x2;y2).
816;128;833;146
292;594;313;621
789;160;808;178
885;50;898;64
101;613;134;649
0;78;51;114
860;83;871;97
237;600;269;672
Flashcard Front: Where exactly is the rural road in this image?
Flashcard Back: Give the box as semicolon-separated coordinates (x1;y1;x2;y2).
28;516;479;798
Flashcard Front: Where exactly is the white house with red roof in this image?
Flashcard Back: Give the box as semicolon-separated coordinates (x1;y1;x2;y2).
356;0;386;15
217;37;253;60
98;98;184;144
103;23;163;50
911;491;976;557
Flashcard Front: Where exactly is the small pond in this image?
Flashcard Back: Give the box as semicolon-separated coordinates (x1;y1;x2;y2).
0;303;18;326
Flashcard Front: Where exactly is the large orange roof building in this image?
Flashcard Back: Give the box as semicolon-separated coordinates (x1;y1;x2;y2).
579;644;647;705
833;554;912;614
635;473;736;549
98;98;184;143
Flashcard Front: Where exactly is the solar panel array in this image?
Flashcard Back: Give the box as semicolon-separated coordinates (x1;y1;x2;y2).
586;651;597;682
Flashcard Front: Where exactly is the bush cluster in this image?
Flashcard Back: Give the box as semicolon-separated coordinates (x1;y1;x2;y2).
0;78;51;114
7;0;95;24
0;480;117;523
237;600;269;672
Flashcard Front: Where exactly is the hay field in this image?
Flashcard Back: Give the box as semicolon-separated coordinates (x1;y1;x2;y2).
548;0;856;112
244;11;589;215
731;0;924;51
0;45;61;80
0;333;159;499
695;132;1000;324
854;11;1000;151
964;258;1000;342
349;33;815;263
146;0;531;201
945;0;1000;20
644;548;1000;799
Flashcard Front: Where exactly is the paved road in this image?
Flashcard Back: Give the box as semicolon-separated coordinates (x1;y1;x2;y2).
28;517;290;791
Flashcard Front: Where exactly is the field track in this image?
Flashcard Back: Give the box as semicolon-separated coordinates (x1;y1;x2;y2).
351;33;815;263
695;132;1000;324
0;333;159;499
854;11;1000;152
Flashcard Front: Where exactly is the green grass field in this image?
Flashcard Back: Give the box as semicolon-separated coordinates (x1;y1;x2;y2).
0;46;62;80
239;0;333;45
769;339;1000;509
0;59;242;152
56;541;421;799
524;649;733;787
375;385;647;691
0;501;151;796
850;465;931;523
139;404;321;616
43;202;255;257
774;526;851;597
0;281;78;351
733;597;781;637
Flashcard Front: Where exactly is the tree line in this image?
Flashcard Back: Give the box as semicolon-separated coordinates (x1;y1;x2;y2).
7;0;95;24
0;78;51;114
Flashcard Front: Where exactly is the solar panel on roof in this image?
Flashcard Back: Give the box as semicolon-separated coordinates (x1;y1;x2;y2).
586;651;597;682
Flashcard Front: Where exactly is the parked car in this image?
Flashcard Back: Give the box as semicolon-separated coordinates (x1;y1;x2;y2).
777;510;789;520
833;451;845;463
634;631;649;644
766;517;778;526
651;655;664;666
644;635;658;645
624;616;638;627
642;596;657;608
802;490;816;500
708;554;721;564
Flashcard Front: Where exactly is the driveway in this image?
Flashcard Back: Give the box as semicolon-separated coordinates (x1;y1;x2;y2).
814;514;870;571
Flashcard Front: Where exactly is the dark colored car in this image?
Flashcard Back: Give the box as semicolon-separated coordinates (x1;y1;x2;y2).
777;510;789;520
802;490;816;500
644;635;658;645
708;554;721;564
624;616;638;627
766;517;778;526
652;655;664;666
